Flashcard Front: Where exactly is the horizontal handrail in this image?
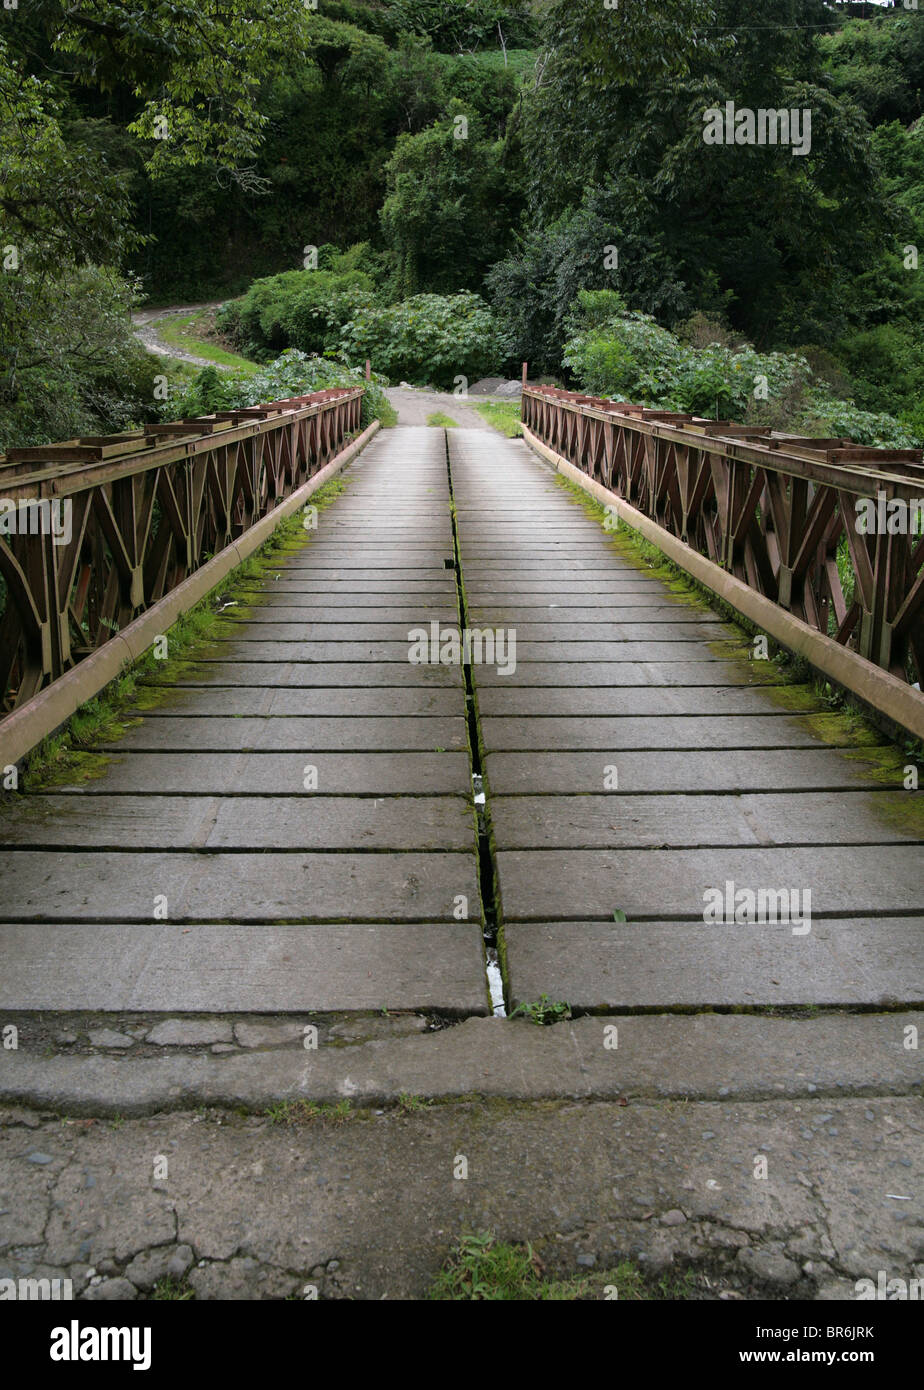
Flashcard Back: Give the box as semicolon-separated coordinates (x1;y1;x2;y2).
522;385;924;686
0;387;364;715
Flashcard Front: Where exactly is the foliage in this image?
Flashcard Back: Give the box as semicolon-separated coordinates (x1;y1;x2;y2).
486;183;690;376
474;401;522;437
562;290;918;446
155;311;260;373
381;109;520;297
799;391;918;451
428;1233;664;1301
219;260;376;359
0;263;160;452
380;1;536;53
429;1233;583;1301
50;0;314;186
517;1;888;353
338;291;507;389
508;994;571;1026
821;12;924;127
167;350;396;431
129;24;527;299
265;1099;352;1125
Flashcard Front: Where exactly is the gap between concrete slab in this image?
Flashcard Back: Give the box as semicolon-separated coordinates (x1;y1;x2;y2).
443;428;506;1016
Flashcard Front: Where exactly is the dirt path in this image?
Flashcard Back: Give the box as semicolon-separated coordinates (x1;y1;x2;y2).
132;302;229;369
385;386;491;428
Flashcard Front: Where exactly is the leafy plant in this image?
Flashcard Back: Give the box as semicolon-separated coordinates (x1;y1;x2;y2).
167;350;396;430
338;291;506;389
509;994;571;1026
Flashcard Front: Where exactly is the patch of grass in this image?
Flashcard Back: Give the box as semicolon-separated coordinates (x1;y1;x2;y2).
396;1092;431;1114
429;1232;670;1302
509;994;571;1026
427;412;458;428
150;1275;195;1301
474;401;523;437
155;310;260;374
866;788;924;838
843;744;919;785
430;1233;579;1301
802;709;884;747
265;1099;351;1126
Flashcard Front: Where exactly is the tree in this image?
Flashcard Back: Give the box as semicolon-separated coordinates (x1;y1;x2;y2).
511;0;889;349
381;107;520;295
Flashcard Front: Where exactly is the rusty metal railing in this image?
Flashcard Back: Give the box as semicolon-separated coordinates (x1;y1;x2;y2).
522;385;924;687
0;387;363;715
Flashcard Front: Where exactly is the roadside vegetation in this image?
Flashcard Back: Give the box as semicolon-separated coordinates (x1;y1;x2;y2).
3;3;921;450
153;310;261;374
429;1231;697;1301
474;401;522;436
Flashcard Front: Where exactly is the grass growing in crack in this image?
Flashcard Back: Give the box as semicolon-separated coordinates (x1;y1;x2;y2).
509;995;571;1026
427;412;458;428
265;1099;352;1126
429;1232;675;1301
396;1092;431;1114
474;401;523;437
15;475;351;791
151;1275;195;1301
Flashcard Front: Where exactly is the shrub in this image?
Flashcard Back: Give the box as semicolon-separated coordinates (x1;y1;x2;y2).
337;291;506;388
0;263;161;452
218;265;375;359
562;289;917;445
167;350;395;430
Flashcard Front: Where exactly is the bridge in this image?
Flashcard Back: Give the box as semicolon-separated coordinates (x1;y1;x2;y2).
0;384;922;1021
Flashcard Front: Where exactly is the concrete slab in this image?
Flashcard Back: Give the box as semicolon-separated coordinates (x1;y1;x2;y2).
1;795;476;851
0;923;488;1014
45;752;472;796
504;919;924;1009
496;846;924;919
490;791;920;848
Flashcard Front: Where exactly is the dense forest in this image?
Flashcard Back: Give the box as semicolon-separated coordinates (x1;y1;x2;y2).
1;0;922;449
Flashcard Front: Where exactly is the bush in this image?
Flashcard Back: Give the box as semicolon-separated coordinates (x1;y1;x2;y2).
0;263;162;452
833;322;924;418
561;290;917;445
337;291;506;388
167;350;395;430
218;262;375;359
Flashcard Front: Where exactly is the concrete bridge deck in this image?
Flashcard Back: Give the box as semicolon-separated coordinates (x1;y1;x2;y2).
0;425;922;1017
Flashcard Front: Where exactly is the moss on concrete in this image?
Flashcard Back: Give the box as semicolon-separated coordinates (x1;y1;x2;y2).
866;789;924;838
843;744;918;784
801;710;884;747
763;683;827;713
